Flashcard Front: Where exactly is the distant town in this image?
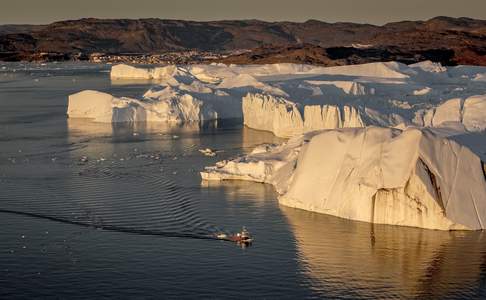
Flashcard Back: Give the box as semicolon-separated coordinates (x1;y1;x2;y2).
88;50;241;65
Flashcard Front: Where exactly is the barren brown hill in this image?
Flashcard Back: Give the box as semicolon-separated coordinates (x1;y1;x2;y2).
0;16;485;65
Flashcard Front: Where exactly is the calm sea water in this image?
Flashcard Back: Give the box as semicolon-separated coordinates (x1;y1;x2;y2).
1;62;486;299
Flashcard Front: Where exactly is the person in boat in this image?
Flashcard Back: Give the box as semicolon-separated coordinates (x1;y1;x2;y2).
217;227;252;243
231;227;252;243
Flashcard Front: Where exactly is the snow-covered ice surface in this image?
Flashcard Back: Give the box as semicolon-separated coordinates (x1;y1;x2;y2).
69;61;486;138
69;61;486;230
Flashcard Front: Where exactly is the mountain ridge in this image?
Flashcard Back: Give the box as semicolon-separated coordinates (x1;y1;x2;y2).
1;16;485;65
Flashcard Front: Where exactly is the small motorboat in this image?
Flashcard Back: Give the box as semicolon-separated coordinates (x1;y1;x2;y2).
230;227;253;244
216;227;253;245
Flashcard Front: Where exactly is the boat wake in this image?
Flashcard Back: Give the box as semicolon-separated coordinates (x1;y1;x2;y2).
0;154;233;243
0;208;221;241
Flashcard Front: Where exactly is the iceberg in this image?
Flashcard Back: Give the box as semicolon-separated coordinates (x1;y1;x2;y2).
110;64;192;83
473;73;486;82
242;93;364;138
202;127;486;230
412;87;432;96
69;61;486;136
67;89;217;123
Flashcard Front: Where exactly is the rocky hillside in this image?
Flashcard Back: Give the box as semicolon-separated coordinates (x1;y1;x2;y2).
0;16;485;65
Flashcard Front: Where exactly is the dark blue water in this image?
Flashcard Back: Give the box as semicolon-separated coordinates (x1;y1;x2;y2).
1;62;486;299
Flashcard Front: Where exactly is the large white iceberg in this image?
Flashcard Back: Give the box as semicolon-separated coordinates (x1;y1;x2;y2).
202;127;486;230
67;89;217;123
69;62;486;137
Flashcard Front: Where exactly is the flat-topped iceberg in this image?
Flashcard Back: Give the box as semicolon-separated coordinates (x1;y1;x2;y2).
242;92;486;137
202;127;486;230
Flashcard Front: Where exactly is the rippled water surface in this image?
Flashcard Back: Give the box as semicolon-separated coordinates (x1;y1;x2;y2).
1;62;486;299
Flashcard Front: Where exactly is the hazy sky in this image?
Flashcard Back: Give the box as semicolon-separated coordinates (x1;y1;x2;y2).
2;0;486;25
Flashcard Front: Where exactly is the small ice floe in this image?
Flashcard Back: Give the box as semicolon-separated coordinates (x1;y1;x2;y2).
199;148;217;157
132;132;139;136
79;156;88;163
51;157;57;162
172;135;179;139
413;87;432;96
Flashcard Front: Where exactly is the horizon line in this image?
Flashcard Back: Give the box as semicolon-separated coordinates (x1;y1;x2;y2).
1;15;483;27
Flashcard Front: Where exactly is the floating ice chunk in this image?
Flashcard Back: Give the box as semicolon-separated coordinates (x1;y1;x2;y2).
413;87;432;96
199;148;217;157
473;73;486;82
388;99;412;109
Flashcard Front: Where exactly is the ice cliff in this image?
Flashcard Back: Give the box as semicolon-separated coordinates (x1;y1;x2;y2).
414;95;486;132
242;93;364;138
202;127;486;230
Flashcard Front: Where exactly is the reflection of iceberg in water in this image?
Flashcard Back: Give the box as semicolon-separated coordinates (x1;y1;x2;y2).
67;118;206;137
241;126;285;154
201;180;276;209
66;118;217;160
281;206;486;298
